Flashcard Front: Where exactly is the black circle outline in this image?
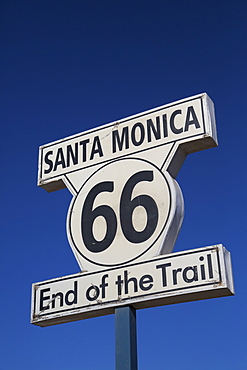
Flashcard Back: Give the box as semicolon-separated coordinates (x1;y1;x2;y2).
67;157;172;267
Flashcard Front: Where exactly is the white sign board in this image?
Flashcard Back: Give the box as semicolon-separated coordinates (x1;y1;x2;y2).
31;245;234;327
37;93;217;272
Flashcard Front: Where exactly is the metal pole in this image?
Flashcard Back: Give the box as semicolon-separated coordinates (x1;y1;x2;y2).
115;306;138;370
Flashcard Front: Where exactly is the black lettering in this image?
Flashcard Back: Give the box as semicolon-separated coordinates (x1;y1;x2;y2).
163;114;168;137
120;170;158;244
100;274;109;299
184;106;200;131
207;254;213;279
44;151;53;174
115;275;123;296
124;270;138;294
67;144;78;167
172;268;182;285
139;274;153;291
182;266;198;283
156;263;171;287
86;285;100;301
112;127;129;153
81;181;116;253
79;139;90;162
54;148;66;171
147;117;161;142
40;288;50;311
199;256;206;280
170;110;183;134
65;281;78;305
131;123;145;146
52;292;63;308
90;136;103;160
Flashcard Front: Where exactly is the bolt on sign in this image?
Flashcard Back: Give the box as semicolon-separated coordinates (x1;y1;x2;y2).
31;93;234;326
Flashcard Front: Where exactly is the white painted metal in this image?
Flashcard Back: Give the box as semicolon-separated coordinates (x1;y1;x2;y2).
31;245;234;327
38;93;217;192
37;93;217;272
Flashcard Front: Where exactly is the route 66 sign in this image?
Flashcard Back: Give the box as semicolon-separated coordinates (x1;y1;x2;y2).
38;93;217;272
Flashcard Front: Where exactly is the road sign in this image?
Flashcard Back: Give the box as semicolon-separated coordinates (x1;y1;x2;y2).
34;94;234;370
31;245;234;327
38;93;217;272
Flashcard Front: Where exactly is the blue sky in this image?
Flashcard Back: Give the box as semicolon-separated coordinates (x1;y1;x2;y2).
1;1;247;369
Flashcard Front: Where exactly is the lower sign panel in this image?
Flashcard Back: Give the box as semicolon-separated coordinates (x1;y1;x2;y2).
31;245;234;327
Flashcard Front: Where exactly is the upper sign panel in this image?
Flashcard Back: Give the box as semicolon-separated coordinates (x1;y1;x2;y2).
38;93;217;192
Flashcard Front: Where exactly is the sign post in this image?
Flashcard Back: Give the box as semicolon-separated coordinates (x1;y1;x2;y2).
32;93;234;369
115;306;137;370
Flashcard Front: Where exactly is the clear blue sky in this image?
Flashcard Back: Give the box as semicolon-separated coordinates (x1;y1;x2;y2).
1;1;247;369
